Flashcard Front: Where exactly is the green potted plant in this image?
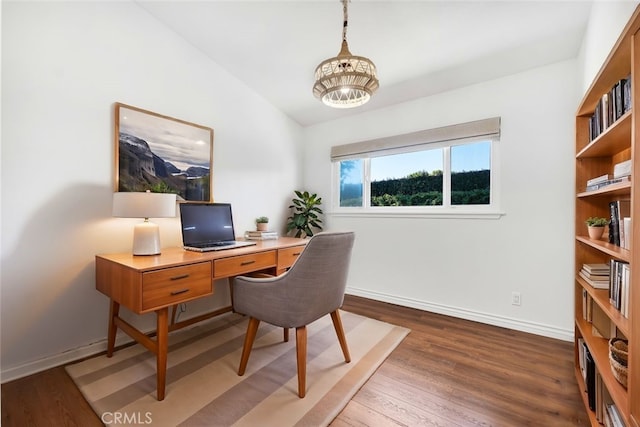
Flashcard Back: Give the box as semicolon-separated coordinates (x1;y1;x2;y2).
255;216;269;231
585;216;608;240
286;190;323;238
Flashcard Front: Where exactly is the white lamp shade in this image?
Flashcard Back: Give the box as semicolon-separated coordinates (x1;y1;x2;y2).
113;192;176;219
112;192;176;256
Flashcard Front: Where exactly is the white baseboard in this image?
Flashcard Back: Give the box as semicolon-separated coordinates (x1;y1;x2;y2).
345;287;574;342
1;334;133;384
1;311;237;384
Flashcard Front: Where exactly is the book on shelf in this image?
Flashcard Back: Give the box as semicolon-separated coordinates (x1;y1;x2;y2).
622;217;631;250
596;371;604;422
585;176;630;192
606;403;626;427
578;338;587;380
582;290;593;321
586;348;596;410
609;259;630;318
612;159;631;179
582;263;609;274
580;263;609;289
591;302;617;339
589;76;632;142
580;270;609;281
608;200;630;247
244;230;279;240
579;270;609;289
599;373;623;427
587;174;610;186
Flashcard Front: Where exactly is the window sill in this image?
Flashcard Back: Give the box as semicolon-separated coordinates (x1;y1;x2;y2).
328;209;506;220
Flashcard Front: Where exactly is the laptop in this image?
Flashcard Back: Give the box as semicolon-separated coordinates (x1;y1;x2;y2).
179;203;257;252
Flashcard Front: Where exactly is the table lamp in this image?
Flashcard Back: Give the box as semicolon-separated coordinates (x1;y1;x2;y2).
112;191;177;255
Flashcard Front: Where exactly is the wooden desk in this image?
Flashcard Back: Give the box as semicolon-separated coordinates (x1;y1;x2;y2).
95;237;307;400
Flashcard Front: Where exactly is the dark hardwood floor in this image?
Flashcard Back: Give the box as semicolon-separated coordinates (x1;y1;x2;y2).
2;295;588;426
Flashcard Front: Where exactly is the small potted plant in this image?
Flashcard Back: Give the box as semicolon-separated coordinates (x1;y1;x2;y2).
585;216;609;239
256;216;269;231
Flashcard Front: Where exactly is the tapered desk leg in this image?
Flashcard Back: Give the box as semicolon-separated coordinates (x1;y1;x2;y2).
156;308;168;401
106;300;120;357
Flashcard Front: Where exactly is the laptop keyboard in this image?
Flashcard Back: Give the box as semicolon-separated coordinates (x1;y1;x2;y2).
192;241;234;248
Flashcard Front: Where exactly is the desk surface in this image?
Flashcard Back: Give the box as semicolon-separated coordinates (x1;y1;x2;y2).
96;237;307;271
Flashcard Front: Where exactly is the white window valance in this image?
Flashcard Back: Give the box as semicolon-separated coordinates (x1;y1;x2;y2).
330;117;501;161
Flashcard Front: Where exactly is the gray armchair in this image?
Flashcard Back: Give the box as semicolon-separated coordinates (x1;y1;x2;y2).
232;231;355;398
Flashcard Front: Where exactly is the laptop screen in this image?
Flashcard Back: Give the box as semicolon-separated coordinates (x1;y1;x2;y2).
179;203;236;246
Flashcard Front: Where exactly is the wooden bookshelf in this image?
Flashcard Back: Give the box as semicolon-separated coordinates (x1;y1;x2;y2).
574;6;640;427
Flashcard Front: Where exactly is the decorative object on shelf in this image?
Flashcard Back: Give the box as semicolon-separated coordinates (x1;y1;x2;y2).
112;190;176;256
114;102;214;202
255;216;269;231
609;338;628;389
312;0;379;108
286;190;324;238
585;216;608;240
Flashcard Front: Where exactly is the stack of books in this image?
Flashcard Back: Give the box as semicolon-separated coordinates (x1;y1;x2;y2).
244;230;279;240
588;75;632;142
585;174;630;192
579;263;610;289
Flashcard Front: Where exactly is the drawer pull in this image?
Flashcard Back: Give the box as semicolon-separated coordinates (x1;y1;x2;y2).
170;288;190;296
293;252;302;256
240;260;256;266
170;274;190;281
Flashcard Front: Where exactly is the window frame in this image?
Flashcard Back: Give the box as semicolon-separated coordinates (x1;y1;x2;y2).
330;119;504;219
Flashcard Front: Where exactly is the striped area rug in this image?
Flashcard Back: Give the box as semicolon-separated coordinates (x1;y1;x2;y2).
66;310;409;426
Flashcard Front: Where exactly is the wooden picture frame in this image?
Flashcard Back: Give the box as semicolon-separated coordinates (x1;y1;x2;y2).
114;102;214;202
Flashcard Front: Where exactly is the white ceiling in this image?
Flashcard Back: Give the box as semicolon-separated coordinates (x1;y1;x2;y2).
136;1;593;127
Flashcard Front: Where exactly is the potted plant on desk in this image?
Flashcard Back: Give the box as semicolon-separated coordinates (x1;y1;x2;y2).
585;216;608;240
256;216;269;231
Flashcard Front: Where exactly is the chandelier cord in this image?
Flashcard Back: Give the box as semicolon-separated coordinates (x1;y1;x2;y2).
342;0;349;43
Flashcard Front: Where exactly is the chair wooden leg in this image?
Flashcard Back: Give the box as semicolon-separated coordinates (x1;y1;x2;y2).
238;317;260;376
295;326;307;398
330;310;351;363
284;328;289;342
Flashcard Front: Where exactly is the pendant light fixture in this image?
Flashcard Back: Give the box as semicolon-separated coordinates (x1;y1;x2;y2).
313;0;379;108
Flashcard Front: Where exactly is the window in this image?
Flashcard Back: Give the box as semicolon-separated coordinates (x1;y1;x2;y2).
332;118;501;218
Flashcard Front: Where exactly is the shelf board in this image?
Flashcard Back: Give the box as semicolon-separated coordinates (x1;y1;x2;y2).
576;236;631;262
577;276;630;337
576;112;632;158
577;181;631;198
576;316;630;426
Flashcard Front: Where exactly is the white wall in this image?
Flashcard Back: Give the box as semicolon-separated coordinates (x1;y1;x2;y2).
1;1;303;380
578;1;639;95
303;60;578;340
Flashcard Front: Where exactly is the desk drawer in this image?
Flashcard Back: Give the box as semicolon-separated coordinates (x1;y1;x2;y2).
277;245;305;271
142;262;212;311
214;251;276;278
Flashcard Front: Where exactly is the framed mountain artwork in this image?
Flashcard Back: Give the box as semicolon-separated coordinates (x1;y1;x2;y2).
114;102;214;202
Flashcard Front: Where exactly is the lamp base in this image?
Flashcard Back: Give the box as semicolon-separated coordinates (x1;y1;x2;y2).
132;220;162;255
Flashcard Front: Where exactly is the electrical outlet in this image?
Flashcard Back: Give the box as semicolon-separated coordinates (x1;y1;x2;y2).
511;292;521;306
